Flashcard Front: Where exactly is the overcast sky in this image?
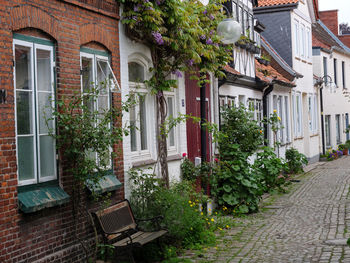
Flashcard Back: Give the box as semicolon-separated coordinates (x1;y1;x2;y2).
318;0;350;25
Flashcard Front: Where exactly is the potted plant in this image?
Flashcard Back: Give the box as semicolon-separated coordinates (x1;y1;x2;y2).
261;54;270;66
338;144;349;155
254;45;261;54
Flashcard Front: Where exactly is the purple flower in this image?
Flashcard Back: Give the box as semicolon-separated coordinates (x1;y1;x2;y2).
206;38;213;45
173;70;183;78
209;14;214;20
187;59;194;66
203;9;207;15
156;0;162;5
146;6;153;11
210;30;214;35
132;16;137;21
200;35;206;40
134;4;140;11
152;31;164;45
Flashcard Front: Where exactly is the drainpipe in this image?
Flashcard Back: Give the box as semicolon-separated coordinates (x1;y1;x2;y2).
320;85;326;155
262;84;274;143
200;77;207;163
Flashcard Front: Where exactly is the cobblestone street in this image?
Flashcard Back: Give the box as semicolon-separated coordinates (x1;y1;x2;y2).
181;156;350;263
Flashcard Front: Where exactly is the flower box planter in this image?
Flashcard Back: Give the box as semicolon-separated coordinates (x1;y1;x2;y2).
254;46;261;54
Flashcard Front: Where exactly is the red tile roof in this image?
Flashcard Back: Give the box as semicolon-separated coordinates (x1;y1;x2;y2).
223;65;241;76
258;0;298;7
255;59;295;87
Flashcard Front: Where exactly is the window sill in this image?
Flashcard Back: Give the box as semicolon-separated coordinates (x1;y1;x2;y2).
310;133;319;138
293;136;304;141
132;159;157;168
85;174;122;194
18;182;70;213
167;154;182;162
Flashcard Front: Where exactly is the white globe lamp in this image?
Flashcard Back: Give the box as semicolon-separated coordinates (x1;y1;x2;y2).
217;18;241;44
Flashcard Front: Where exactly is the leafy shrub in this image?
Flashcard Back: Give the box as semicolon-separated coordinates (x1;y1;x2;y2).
180;157;197;181
219;105;264;155
128;169;214;249
253;146;288;192
211;144;263;214
285;147;308;174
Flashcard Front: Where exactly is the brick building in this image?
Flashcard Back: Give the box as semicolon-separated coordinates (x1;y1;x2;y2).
0;0;124;262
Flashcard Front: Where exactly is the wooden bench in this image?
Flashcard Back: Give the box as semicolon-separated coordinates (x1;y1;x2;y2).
92;199;167;262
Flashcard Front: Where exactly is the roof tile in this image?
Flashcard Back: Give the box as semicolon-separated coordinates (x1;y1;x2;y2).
258;0;298;7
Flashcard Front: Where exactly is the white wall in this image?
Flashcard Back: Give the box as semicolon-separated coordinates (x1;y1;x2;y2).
119;18;188;198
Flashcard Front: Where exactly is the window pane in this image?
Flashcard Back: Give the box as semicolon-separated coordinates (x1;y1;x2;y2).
96;59;109;89
82;57;94;93
98;95;109;114
39;135;55;178
168;97;175;147
15;45;32;91
130;96;137;152
18;136;35;181
16;91;33;135
36;49;52;91
325;116;331;146
38;92;53;134
129;62;145;83
139;95;147;150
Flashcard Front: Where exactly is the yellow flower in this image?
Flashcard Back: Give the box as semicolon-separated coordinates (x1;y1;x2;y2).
211;218;215;222
190;227;193;230
201;212;203;216
188;201;191;204
215;212;218;215
218;227;222;231
273;109;277;113
259;130;263;134
226;225;229;229
208;208;211;211
207;222;210;225
277;116;281;121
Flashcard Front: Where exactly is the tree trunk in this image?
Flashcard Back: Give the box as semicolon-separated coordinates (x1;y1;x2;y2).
156;91;169;188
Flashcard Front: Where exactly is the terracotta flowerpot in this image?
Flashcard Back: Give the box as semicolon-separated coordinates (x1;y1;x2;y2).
343;149;349;155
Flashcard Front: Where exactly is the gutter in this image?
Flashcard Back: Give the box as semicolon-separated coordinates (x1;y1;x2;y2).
254;3;298;14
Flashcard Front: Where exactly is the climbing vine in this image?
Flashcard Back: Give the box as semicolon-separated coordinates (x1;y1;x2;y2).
118;0;234;187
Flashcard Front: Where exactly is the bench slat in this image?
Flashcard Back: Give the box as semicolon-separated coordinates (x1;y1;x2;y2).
112;230;167;248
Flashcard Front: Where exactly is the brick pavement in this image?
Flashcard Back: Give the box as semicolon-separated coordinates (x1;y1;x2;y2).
181;156;350;263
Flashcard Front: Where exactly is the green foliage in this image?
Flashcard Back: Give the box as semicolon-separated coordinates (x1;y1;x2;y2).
253;146;288;192
264;110;283;150
285;147;308;174
339;144;348;150
119;0;233;88
128;169;213;249
48;86;128;197
211;144;263;214
180;157;197;181
219;105;264;155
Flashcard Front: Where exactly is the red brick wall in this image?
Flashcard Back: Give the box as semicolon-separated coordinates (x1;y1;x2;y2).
339;35;350;49
0;0;123;262
319;10;339;36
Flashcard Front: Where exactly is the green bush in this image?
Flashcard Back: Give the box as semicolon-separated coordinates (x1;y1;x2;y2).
128;169;214;249
180;157;197;181
253;146;288;192
211;144;263;214
219;105;264;155
285;147;308;174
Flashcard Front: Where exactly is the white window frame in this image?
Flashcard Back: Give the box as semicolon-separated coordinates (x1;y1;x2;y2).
14;39;56;186
164;89;178;155
300;24;305;58
293;92;303;138
284;96;291;143
128;60;152;159
80;51;112;170
248;98;263;125
307;28;311;59
294;21;300;57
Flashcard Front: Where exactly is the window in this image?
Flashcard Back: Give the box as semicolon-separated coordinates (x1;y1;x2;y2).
248;98;262;125
292;92;302;137
238;6;242;24
308;94;318;134
342;61;346;89
325;115;331;148
284;96;290;142
166;96;175;149
232;2;238;21
300;24;305;58
14;38;56;186
336;114;341;144
128;61;149;155
80;51;114;168
249;14;254;40
294;21;300;57
334;58;337;86
307;28;311;59
323;57;328;84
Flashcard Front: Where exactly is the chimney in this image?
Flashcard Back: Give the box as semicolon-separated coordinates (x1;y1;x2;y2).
319;10;339;36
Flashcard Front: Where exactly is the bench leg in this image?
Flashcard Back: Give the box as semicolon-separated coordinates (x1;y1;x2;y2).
128;248;135;263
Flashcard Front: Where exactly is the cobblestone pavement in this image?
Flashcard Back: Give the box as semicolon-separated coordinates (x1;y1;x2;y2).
181;156;350;263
